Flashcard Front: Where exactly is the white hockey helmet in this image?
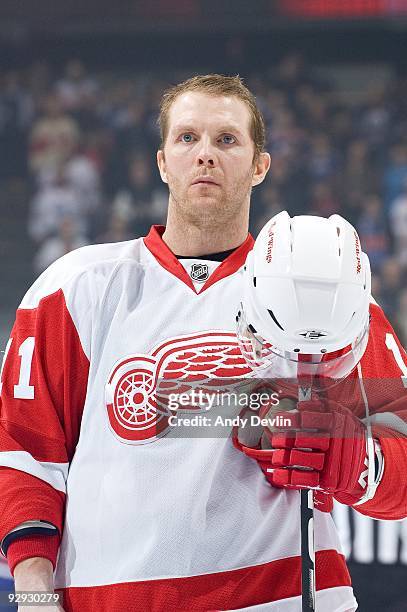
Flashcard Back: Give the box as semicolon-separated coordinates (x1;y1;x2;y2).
237;211;371;382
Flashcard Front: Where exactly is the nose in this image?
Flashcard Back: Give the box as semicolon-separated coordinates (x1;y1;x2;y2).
198;155;214;167
196;137;216;167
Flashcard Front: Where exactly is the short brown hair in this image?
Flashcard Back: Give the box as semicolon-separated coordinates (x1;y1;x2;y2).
158;74;266;158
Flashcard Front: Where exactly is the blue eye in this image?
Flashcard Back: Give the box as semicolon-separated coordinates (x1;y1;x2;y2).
221;134;236;144
181;134;194;143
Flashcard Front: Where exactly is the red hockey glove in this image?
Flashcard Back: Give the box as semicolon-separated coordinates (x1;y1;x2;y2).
234;398;370;510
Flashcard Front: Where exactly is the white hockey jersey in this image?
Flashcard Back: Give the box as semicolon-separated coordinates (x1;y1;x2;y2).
2;224;380;611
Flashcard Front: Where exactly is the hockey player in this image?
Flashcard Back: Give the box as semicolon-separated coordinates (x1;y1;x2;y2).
0;75;406;612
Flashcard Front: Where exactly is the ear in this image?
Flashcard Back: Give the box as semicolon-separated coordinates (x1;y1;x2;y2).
157;150;168;184
252;152;271;187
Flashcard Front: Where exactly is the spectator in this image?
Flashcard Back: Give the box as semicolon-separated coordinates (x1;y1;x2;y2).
303;93;329;132
29;93;80;179
115;99;149;153
342;140;375;194
383;143;407;210
64;152;102;217
273;53;317;103
328;107;354;150
101;78;138;131
33;216;89;274
55;59;99;115
357;194;390;272
262;87;287;129
389;179;407;267
96;204;134;244
116;152;166;235
340;140;376;225
358;88;391;151
307;133;338;182
269;156;310;215
0;71;33;178
26;61;52;106
106;98;150;193
269;108;304;161
309;181;340;217
252;185;284;235
294;83;317;126
371;273;383;306
28;166;86;243
379;257;404;322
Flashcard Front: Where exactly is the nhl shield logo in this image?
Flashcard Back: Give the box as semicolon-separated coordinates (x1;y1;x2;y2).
190;263;209;282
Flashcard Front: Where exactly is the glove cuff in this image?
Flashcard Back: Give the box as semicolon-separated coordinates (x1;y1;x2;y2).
353;437;384;505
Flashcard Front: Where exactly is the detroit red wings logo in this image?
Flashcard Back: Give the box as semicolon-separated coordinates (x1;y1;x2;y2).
105;331;253;444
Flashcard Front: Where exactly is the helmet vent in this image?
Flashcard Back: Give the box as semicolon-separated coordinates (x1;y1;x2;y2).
267;309;284;331
253;277;257;287
248;323;257;334
337;227;340;236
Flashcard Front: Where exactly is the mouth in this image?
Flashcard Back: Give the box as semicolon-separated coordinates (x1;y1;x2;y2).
191;177;220;187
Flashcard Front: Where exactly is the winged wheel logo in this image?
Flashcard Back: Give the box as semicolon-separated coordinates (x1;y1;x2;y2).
105;331;253;444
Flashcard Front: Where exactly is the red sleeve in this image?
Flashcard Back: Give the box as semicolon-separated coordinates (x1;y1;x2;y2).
351;303;407;519
0;289;89;572
5;534;61;576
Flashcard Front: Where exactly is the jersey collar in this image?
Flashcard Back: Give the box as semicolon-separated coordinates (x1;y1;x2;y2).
144;225;254;294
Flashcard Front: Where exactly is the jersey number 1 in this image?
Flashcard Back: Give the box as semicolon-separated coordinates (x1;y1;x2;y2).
385;333;407;388
0;336;35;399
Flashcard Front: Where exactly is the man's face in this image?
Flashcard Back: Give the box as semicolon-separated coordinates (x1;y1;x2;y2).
157;92;270;226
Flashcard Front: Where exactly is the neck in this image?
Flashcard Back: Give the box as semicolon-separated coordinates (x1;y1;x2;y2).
162;201;249;257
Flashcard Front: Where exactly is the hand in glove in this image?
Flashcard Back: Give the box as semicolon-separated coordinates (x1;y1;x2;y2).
234;398;375;511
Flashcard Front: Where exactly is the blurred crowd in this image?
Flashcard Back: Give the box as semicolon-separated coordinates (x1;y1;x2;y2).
1;56;407;342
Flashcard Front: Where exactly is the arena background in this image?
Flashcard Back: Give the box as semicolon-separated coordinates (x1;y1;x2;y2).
0;1;407;610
